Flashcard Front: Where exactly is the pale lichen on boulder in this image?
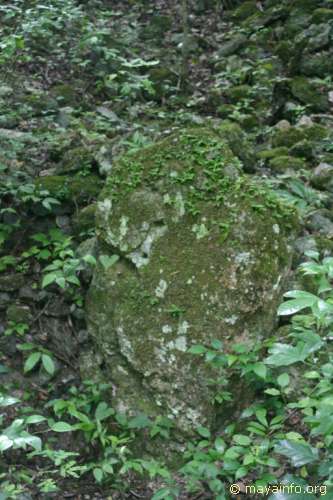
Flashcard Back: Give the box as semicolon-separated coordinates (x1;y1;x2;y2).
85;128;298;445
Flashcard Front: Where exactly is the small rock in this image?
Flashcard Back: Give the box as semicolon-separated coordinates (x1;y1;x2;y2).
0;85;13;97
306;211;333;236
0;293;11;309
275;119;291;131
296;115;314;127
45;297;71;317
0;274;25;292
294;236;318;257
310;162;333;189
6;304;33;324
19;285;38;302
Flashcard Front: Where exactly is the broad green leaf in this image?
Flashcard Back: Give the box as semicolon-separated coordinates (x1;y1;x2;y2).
82;254;97;266
197;426;211;438
24;352;41;373
50;421;73;432
93;467;103;482
0;435;12;451
252;362;267;379
188;344;206;354
233;434;251;446
25;415;46;424
255;408;268;427
95;402;114;421
42;272;57;288
265;342;314;367
128;414;151;429
214;437;226;453
277;373;290;388
0;395;19;406
99;254;119;270
264;388;280;396
274;440;318;467
278;296;317;316
42;354;55;375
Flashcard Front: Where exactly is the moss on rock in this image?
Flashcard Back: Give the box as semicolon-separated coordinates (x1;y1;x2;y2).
291;77;329;112
269;155;306;172
35;174;102;205
85;128;298;457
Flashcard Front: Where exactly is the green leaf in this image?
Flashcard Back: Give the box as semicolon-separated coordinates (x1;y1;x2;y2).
95;402;114;421
24;352;41;373
274;440;318;467
93;468;103;483
128;414;152;429
278;291;318;316
252;362;267;379
0;435;13;451
50;421;73;432
264;388;281;396
277;373;290;388
55;276;66;289
99;254;119;270
42;272;57;288
233;434;251;446
255;408;268;427
0;395;19;406
41;354;55;375
214;437;226;453
25;415;46;424
197;426;211;438
265;343;311;367
188;344;206;354
82;254;97;266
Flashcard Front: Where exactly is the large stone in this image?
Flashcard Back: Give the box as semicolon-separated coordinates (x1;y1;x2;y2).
86;128;297;448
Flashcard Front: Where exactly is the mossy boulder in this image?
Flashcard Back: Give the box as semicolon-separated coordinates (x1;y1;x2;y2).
291;77;329;112
225;84;252;103
86;128;298;451
232;1;258;21
272;124;327;148
56;147;95;175
300;51;333;77
35;175;102;206
218;120;256;172
258;147;289;161
312;8;333;24
73;204;97;237
269;155;306;172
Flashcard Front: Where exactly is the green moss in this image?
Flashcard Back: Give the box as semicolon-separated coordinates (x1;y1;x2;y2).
258;147;289;160
312;8;333;24
35;174;102;205
300;51;333;77
272;127;305;148
292;0;322;11
225;84;252;102
73;204;97;236
57;146;94;174
303;124;327;142
291;77;329;112
149;66;177;99
272;124;327;149
269;155;306;172
218;120;255;172
289;140;313;160
52;84;79;106
232;1;258;20
86;127;299;459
